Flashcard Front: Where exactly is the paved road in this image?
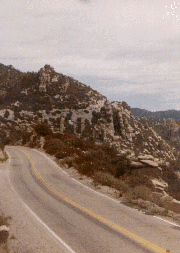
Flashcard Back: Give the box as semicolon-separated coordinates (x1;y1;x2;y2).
4;146;180;253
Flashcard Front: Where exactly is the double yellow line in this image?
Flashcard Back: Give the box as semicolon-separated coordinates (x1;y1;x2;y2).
21;150;167;253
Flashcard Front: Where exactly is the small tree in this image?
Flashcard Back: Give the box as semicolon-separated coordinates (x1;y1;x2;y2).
33;122;52;136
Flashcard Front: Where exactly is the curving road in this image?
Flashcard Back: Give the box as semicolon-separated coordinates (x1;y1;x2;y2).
4;146;180;253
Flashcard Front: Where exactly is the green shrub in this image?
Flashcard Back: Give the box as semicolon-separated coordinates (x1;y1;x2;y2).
44;138;64;155
44;137;75;159
72;152;102;176
33;122;52;136
75;160;94;176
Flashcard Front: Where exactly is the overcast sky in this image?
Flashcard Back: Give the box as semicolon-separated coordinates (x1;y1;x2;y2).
1;0;180;111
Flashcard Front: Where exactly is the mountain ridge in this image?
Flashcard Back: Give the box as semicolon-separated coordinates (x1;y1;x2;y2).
130;107;180;122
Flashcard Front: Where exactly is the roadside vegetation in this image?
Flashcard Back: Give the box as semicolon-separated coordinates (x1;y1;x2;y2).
4;120;180;228
14;121;180;204
20;121;132;195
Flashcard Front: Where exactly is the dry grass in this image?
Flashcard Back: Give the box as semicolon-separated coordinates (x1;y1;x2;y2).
93;171;129;194
128;199;169;216
124;185;152;201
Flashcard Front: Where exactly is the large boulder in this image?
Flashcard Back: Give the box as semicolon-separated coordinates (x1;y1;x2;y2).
151;179;168;192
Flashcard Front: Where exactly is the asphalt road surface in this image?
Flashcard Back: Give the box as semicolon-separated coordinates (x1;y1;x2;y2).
4;146;180;253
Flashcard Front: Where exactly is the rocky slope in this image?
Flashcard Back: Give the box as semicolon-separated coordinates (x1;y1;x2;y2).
1;63;180;216
0;64;177;161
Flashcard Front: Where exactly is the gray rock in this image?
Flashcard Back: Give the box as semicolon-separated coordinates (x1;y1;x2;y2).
113;136;121;141
140;160;159;167
154;186;166;193
137;155;154;161
129;161;146;168
0;225;9;244
151;179;168;191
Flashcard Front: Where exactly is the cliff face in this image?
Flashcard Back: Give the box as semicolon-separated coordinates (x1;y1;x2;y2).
0;63;177;164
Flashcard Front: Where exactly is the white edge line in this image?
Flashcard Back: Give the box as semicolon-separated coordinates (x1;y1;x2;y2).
8;147;180;228
33;149;180;227
153;216;180;227
5;150;77;253
32;148;122;204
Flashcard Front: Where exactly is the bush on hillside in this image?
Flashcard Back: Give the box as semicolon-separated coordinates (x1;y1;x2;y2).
93;171;129;193
161;165;180;200
43;136;75;159
73;159;95;176
33;122;52;136
52;132;95;150
22;132;32;145
44;138;64;155
114;160;130;178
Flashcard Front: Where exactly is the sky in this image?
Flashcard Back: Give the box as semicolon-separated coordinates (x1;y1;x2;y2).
1;0;180;111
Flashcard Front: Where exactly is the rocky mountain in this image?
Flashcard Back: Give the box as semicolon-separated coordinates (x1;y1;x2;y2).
0;63;177;160
2;63;180;217
131;107;180;122
132;116;180;157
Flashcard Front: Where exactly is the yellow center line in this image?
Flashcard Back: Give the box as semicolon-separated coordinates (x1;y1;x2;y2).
21;150;167;253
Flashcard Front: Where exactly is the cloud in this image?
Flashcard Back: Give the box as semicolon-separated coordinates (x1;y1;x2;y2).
1;0;180;110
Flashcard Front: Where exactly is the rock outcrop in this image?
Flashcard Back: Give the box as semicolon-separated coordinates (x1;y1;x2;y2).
0;63;176;163
1;63;180;214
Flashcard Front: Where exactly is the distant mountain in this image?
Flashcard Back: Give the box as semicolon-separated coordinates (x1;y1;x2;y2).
130;108;180;122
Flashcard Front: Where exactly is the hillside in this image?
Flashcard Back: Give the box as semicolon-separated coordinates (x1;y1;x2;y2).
130;107;180;122
1;63;180;220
